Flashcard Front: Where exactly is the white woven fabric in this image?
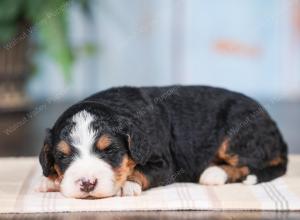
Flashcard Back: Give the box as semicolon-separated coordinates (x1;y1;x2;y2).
1;156;300;213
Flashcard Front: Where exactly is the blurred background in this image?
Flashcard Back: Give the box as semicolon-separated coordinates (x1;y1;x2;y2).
0;0;299;156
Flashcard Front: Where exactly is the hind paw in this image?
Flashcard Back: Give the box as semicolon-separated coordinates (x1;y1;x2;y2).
243;175;257;185
199;166;228;185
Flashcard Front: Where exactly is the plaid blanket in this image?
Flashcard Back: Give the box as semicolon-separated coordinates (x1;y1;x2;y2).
1;156;300;213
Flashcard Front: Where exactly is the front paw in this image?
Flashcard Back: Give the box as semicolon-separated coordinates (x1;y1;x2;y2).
35;176;60;192
118;181;142;197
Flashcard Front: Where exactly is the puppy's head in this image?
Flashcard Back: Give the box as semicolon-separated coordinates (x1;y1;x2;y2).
39;109;144;199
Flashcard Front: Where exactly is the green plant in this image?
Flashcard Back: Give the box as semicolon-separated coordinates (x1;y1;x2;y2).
0;0;92;80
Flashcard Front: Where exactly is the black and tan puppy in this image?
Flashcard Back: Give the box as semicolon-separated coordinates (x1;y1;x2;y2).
38;86;288;199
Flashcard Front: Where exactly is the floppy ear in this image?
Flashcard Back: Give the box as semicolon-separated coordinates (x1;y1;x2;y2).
39;128;56;177
127;124;152;165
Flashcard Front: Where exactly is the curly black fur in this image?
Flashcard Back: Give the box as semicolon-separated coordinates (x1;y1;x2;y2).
40;85;288;188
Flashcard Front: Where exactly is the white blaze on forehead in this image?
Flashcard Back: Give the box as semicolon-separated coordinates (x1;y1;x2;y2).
70;110;96;156
60;110;118;198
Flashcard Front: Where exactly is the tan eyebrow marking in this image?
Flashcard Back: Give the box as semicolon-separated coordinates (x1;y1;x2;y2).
96;134;112;150
57;140;71;155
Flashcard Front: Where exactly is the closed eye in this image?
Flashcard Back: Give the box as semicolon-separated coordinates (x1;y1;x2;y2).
103;146;115;154
57;151;68;160
94;144;113;153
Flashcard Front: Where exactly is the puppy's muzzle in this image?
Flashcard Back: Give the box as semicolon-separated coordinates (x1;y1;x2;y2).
78;178;98;193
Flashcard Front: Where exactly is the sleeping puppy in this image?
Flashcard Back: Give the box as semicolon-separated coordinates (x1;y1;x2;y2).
38;86;288;199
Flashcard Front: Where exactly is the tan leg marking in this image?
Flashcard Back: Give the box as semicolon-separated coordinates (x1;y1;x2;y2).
128;170;150;190
269;156;284;166
215;138;239;166
220;165;250;183
114;155;136;188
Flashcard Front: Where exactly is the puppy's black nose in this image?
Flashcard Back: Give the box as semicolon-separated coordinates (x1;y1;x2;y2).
79;178;97;193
